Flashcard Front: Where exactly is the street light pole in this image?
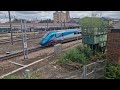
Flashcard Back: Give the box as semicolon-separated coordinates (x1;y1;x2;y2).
61;20;62;30
47;19;48;31
8;11;13;44
64;19;65;29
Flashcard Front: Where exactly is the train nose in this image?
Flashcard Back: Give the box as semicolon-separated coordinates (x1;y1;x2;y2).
39;38;43;44
40;38;46;45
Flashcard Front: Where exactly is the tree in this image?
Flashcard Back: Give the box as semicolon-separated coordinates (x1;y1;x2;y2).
80;17;109;28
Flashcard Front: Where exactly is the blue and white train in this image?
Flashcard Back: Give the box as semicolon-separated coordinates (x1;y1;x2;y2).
40;29;81;46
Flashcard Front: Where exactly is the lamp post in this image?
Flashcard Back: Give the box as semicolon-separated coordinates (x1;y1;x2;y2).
47;19;48;31
8;11;13;44
64;19;65;29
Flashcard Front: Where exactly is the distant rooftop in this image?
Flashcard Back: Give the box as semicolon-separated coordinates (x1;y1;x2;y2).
113;21;120;29
102;17;120;20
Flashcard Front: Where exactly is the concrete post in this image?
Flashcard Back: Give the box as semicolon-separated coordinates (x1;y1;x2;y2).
54;44;62;57
24;69;30;79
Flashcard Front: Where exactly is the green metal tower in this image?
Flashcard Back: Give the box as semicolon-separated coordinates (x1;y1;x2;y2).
81;17;108;54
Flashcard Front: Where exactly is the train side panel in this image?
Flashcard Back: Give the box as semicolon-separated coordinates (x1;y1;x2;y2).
40;29;81;46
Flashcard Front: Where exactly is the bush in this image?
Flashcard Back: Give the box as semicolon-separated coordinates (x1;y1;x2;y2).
3;75;21;79
3;72;42;79
59;48;84;64
90;53;107;62
58;44;107;66
104;62;120;79
58;46;93;65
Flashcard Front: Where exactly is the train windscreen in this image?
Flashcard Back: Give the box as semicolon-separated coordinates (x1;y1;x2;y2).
40;32;51;41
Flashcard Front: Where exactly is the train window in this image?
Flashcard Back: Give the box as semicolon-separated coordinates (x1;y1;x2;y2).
50;35;53;38
74;32;77;35
50;34;56;38
55;34;56;37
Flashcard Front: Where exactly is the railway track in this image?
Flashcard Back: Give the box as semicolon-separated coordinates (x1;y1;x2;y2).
0;45;49;61
0;37;82;62
0;36;42;44
0;41;81;79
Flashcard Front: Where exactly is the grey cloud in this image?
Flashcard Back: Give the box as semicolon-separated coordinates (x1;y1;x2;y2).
16;11;42;14
102;11;120;18
70;11;92;18
1;11;120;23
70;11;120;18
0;12;3;14
15;11;54;15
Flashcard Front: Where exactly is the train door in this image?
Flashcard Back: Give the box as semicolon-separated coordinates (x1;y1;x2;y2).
60;33;64;41
61;33;63;38
54;34;57;43
62;33;64;37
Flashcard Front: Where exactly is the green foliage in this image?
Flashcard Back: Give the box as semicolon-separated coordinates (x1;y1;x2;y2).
89;52;106;62
3;71;42;79
58;44;107;66
58;45;93;65
104;62;120;79
3;75;21;79
80;17;109;28
76;45;93;59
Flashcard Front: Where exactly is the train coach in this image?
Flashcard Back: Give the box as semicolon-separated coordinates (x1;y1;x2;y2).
39;29;82;46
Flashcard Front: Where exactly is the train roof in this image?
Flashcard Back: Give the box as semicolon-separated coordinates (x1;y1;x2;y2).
45;29;81;35
56;29;81;33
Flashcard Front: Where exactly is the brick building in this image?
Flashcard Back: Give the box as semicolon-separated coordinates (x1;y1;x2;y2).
107;28;120;63
53;11;70;23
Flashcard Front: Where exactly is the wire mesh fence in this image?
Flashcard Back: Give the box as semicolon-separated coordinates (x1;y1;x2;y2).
81;60;106;79
62;60;106;79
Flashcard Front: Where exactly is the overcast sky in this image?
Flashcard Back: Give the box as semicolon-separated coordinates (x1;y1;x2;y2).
0;11;120;23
